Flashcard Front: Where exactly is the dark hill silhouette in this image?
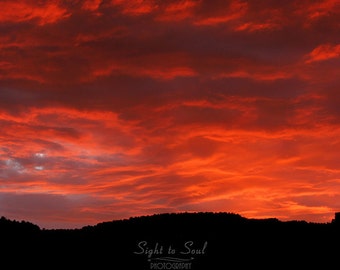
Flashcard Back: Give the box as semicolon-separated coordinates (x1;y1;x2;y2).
0;216;40;232
1;212;340;269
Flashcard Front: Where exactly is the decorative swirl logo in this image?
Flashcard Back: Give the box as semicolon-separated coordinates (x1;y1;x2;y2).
148;257;194;263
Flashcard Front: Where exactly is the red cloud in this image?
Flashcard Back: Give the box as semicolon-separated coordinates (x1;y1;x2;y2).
1;0;340;228
235;22;279;32
156;0;198;21
0;1;70;25
82;0;102;11
111;0;157;16
306;0;339;20
194;0;247;26
305;44;340;63
89;65;197;81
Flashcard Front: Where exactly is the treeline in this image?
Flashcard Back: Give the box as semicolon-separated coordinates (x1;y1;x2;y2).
0;216;40;233
1;212;339;269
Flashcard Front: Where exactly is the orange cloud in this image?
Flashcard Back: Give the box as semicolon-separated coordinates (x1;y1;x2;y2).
1;106;340;228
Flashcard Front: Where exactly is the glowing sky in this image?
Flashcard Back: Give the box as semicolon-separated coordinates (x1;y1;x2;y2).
0;0;339;229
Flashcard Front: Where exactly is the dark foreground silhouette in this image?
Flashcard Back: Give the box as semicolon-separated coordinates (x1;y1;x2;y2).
1;212;340;268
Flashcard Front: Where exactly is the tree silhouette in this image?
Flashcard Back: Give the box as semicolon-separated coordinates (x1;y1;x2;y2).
1;212;339;269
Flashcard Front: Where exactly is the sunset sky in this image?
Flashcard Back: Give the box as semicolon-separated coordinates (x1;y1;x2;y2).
0;0;339;229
